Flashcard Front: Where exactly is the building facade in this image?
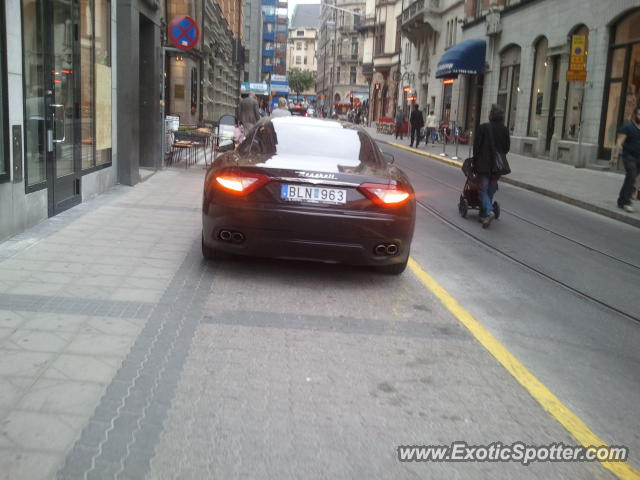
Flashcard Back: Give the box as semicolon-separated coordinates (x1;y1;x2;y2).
165;0;243;125
317;0;368;116
288;4;321;103
261;0;289;82
399;0;464;124
1;0;123;241
244;0;264;83
455;0;640;167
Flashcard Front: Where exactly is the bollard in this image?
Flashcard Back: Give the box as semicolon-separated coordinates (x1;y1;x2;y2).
453;123;460;160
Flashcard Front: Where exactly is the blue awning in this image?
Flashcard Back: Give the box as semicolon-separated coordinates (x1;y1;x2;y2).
436;39;486;79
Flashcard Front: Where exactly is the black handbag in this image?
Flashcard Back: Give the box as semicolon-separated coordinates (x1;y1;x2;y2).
487;125;511;176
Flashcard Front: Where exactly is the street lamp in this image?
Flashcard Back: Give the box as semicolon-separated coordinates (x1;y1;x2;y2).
396;71;415;113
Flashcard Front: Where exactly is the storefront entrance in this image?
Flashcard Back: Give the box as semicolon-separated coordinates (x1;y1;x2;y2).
600;8;640;159
23;0;81;216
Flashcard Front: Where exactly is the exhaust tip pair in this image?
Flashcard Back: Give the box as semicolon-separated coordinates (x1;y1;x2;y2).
374;243;399;256
218;229;245;244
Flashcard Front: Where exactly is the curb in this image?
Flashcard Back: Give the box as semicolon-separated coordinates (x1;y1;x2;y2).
375;138;640;229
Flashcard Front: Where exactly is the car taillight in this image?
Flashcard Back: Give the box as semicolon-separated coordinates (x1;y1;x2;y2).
214;172;270;195
358;183;411;206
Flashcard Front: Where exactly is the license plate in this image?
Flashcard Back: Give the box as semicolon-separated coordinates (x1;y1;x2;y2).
281;184;347;204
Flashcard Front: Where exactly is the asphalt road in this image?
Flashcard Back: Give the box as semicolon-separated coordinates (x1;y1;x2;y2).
146;145;639;479
54;149;640;479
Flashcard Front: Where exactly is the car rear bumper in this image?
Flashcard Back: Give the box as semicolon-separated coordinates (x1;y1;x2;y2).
202;202;414;266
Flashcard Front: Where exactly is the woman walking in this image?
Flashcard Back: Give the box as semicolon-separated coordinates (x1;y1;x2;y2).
473;104;511;228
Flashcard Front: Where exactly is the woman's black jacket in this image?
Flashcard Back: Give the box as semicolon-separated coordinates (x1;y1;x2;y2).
473;121;510;175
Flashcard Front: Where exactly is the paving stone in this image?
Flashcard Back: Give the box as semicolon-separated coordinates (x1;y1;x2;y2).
0;410;85;452
17;379;106;416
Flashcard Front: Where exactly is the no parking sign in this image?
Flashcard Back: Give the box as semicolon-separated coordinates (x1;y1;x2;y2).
168;16;199;50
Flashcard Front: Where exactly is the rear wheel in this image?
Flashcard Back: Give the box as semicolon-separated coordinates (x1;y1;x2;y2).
376;258;408;275
458;196;468;218
202;233;229;260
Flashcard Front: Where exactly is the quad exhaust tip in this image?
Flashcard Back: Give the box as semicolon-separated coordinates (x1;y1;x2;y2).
374;243;399;256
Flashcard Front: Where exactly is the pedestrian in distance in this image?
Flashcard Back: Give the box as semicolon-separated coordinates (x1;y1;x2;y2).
395;108;406;140
409;104;425;148
270;97;292;118
612;105;640;213
425;110;438;144
237;92;261;133
473;104;511;228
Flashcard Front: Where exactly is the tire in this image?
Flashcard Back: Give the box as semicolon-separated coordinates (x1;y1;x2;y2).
202;233;230;261
458;196;468;218
376;258;408;275
202;234;216;260
493;201;500;220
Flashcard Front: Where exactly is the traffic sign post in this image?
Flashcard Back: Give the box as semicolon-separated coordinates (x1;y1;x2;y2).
168;16;199;50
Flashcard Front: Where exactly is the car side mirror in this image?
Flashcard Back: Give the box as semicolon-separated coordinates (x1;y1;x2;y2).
382;152;395;164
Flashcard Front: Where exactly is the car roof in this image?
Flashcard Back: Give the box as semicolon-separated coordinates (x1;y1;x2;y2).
270;116;345;129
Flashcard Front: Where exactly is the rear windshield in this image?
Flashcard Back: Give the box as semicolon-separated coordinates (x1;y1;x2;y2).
243;119;381;166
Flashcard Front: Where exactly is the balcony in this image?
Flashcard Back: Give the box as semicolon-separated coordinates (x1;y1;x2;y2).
277;16;288;24
262;65;274;73
277;0;287;7
357;14;376;33
264;15;276;23
263;32;275;41
262;0;276;5
263;49;275;57
401;0;442;42
337;54;359;63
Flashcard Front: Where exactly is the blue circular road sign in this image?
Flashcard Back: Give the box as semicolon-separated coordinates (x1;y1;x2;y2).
169;16;199;50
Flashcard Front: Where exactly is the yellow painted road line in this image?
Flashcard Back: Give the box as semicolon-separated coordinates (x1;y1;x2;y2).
408;257;640;480
387;142;463;168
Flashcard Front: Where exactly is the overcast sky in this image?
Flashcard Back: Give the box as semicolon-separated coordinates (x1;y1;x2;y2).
288;0;320;19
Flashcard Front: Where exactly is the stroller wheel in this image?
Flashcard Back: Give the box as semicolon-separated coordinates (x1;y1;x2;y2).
458;196;469;218
493;201;500;220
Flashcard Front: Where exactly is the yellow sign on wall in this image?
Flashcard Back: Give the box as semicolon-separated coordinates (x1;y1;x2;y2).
568;34;587;82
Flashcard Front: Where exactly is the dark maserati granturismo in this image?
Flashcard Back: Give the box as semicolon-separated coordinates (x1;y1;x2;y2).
202;116;416;274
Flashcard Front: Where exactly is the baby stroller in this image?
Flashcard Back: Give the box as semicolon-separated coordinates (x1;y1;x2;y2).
457;158;501;220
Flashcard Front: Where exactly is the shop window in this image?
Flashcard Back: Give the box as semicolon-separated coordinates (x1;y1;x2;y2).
528;37;548;137
497;45;521;133
80;0;112;170
563;25;588;140
22;0;46;187
0;0;8;182
602;9;640;152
